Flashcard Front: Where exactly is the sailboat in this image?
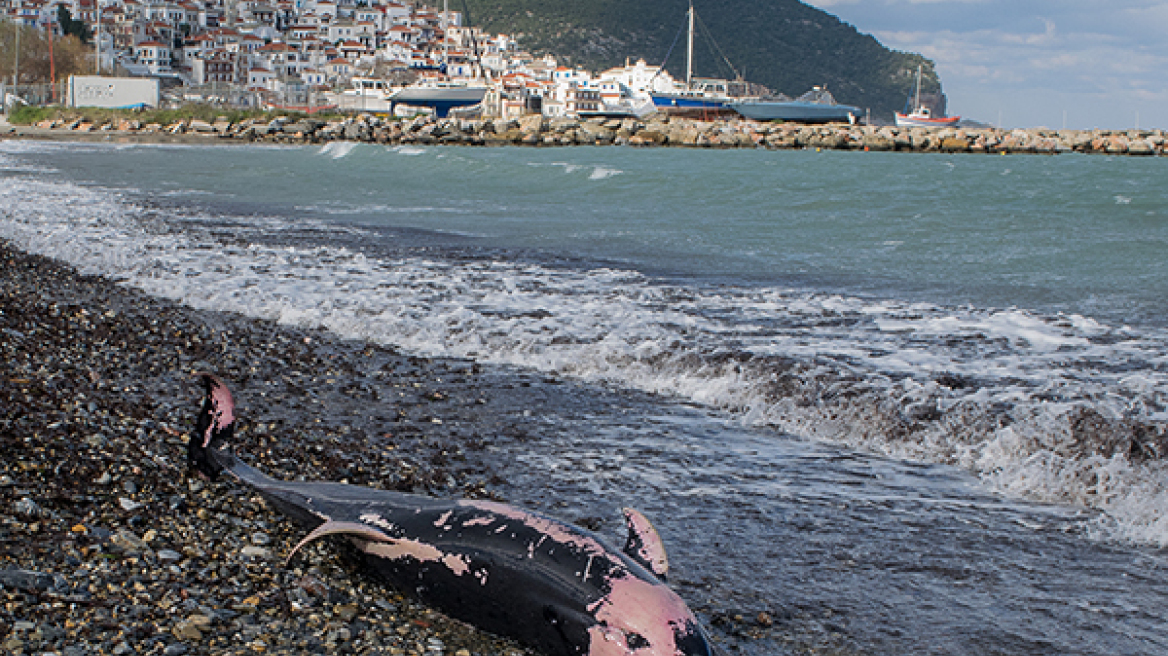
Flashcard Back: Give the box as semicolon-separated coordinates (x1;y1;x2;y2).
648;2;735;112
895;65;959;128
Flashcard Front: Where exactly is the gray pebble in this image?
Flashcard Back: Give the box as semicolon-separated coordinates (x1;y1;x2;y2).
157;549;182;562
13;498;41;517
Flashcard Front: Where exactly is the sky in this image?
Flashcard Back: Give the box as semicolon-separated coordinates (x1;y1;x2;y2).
802;0;1168;130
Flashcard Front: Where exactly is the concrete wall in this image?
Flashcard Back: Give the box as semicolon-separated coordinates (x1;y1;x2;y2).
67;76;161;109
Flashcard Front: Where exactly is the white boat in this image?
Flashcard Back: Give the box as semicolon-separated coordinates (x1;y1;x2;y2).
895;65;959;128
729;87;860;124
388;80;488;117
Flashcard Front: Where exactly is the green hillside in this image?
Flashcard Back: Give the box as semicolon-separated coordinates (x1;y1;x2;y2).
458;0;942;120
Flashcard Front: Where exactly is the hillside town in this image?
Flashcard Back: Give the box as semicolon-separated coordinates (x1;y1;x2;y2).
1;0;735;119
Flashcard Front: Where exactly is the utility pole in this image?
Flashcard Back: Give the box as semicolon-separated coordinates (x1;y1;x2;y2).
49;22;56;101
14;16;20;86
95;0;101;74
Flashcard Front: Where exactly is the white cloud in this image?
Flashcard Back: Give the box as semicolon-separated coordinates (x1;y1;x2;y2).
804;0;1168;128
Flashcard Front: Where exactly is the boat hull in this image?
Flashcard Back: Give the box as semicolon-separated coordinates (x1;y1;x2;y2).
651;93;728;110
389;85;489;118
729;100;860;124
895;113;961;128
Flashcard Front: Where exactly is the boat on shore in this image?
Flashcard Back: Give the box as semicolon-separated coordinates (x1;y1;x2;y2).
326;76;488;117
388;80;488;118
648;2;740;116
895;65;959;128
728;87;860;124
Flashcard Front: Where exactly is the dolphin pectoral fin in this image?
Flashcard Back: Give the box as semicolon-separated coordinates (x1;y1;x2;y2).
286;520;395;565
621;507;670;581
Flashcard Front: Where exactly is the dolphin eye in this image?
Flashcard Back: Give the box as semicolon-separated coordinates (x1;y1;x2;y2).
625;631;651;651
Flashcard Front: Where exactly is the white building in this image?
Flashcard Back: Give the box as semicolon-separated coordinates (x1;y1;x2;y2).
134;40;173;74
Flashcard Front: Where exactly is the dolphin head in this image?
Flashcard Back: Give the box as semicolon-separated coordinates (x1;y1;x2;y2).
586;574;721;656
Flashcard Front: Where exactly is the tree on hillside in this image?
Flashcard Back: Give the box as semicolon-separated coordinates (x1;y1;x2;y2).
1;20;93;85
57;6;93;44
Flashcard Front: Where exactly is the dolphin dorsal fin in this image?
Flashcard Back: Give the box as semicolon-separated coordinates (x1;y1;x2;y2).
286;520;394;565
622;507;669;581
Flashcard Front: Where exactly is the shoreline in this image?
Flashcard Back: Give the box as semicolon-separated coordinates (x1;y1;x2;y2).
0;240;543;655
3;113;1165;155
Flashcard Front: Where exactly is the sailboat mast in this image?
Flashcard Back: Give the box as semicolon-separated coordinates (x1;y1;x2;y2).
914;64;922;110
442;0;449;69
686;2;694;87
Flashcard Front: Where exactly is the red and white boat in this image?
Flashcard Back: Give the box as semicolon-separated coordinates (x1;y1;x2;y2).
895;65;960;128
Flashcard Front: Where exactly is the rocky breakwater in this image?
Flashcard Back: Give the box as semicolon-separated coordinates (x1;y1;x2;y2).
9;113;1168;156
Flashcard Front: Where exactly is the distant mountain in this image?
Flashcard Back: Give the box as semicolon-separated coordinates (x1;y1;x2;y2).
458;0;944;121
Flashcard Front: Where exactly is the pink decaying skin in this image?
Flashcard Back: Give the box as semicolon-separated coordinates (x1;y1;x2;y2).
587;575;701;656
201;376;235;448
460;500;612;558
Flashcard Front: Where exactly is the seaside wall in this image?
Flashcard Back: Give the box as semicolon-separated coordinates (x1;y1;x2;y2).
6;113;1167;156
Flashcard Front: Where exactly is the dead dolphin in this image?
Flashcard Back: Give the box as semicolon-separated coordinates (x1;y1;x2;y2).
188;373;721;656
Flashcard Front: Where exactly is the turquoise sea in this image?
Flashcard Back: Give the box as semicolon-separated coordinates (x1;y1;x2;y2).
3;140;1167;654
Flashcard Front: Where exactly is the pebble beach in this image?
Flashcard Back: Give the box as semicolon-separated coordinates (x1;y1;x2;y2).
0;241;544;656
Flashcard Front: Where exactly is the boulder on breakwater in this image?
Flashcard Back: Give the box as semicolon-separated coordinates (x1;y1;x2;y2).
14;113;1168;156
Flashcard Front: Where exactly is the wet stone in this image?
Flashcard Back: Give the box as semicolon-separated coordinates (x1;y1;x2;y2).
158;549;182;562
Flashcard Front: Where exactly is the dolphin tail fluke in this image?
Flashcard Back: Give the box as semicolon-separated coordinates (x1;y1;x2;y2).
189;372;238;480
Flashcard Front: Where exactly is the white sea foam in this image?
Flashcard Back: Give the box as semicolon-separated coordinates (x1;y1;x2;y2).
3;160;1168;547
393;146;428;156
318;141;359;159
534;161;623;180
589;166;623;180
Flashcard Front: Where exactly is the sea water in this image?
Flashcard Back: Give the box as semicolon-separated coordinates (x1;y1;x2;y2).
2;139;1167;654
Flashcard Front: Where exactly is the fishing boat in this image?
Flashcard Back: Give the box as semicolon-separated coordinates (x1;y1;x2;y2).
895;65;959;128
728;86;861;124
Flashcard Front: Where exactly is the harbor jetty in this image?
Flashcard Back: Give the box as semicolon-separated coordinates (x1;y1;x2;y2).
5;114;1166;156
